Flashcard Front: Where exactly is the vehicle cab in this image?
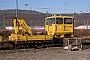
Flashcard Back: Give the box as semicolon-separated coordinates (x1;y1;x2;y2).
45;14;74;38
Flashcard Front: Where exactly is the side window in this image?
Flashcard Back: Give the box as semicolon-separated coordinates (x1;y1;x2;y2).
56;18;63;24
45;20;49;25
64;18;72;24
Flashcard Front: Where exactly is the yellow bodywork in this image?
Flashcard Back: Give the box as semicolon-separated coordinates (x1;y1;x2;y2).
13;18;32;36
0;36;2;42
9;34;53;41
9;18;53;42
45;14;74;38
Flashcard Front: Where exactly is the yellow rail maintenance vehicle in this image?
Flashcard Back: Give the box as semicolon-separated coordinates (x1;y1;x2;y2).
8;14;74;48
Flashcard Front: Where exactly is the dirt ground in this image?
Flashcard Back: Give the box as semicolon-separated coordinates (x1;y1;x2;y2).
0;47;90;60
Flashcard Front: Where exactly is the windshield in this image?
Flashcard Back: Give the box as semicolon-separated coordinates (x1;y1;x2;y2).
64;18;72;24
45;18;55;25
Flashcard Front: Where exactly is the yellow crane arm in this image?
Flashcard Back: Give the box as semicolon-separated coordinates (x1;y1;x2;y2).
13;18;32;36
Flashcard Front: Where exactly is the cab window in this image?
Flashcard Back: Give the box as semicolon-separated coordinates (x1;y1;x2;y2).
56;18;63;24
45;20;49;25
64;18;72;24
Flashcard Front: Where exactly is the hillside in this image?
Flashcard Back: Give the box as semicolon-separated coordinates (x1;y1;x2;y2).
0;9;90;28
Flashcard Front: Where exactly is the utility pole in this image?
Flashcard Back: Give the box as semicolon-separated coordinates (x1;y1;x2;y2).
64;2;69;10
86;20;88;29
16;0;18;18
86;11;89;29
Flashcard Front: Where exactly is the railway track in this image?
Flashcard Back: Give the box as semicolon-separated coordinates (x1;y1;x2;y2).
0;46;63;54
0;37;90;51
0;44;90;55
